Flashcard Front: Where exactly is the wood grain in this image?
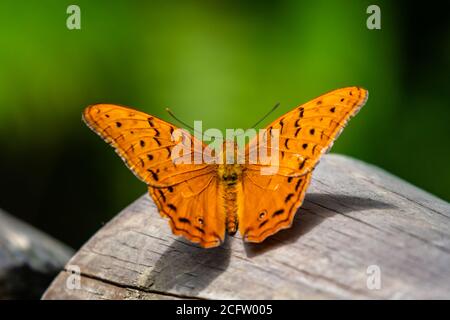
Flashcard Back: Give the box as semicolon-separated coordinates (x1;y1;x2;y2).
42;154;450;299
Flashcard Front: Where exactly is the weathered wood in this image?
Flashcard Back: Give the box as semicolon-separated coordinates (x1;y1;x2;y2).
42;154;450;300
0;209;74;299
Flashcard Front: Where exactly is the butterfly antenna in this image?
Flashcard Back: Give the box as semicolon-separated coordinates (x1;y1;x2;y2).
251;102;280;128
165;107;197;131
165;107;222;141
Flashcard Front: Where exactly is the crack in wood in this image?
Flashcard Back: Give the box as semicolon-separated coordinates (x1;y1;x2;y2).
64;269;204;300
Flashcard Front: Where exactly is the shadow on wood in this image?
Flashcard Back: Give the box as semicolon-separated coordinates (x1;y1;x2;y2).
244;193;397;257
141;238;231;296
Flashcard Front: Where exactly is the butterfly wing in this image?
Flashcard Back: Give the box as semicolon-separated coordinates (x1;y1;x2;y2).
241;86;368;242
149;176;225;248
241;172;312;242
83;104;214;186
83;104;224;247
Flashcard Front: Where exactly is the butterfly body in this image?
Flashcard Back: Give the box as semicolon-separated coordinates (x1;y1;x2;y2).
218;163;243;235
83;86;368;248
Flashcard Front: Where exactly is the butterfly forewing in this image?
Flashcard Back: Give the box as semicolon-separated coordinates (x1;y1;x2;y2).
246;86;368;177
241;86;368;242
83;104;213;187
83;104;224;247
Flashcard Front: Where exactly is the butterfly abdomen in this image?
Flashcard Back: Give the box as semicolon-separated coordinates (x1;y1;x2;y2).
218;164;243;236
223;183;239;235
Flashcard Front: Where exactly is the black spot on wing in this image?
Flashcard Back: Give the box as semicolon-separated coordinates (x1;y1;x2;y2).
153;137;161;146
178;217;190;224
147;169;159;181
295;178;303;191
299;107;304;118
299;159;306;170
195;227;205;234
158;189;166;202
259;220;268;228
285;193;294;203
272;209;285;217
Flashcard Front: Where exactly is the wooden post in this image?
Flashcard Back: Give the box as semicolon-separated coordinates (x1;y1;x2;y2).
42;154;450;299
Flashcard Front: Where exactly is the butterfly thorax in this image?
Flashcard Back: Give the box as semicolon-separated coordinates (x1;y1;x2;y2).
218;164;243;235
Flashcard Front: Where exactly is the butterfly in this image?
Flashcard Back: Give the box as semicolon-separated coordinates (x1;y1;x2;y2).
83;86;368;248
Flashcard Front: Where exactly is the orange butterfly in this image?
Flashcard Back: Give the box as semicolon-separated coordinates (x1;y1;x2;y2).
83;87;368;248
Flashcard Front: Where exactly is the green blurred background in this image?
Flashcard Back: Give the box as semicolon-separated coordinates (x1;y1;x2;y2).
0;0;448;249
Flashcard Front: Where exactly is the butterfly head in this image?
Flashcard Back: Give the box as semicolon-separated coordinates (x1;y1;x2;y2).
218;164;242;186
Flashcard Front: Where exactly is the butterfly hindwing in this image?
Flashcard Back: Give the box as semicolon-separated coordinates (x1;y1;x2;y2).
149;175;225;248
240;172;312;242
